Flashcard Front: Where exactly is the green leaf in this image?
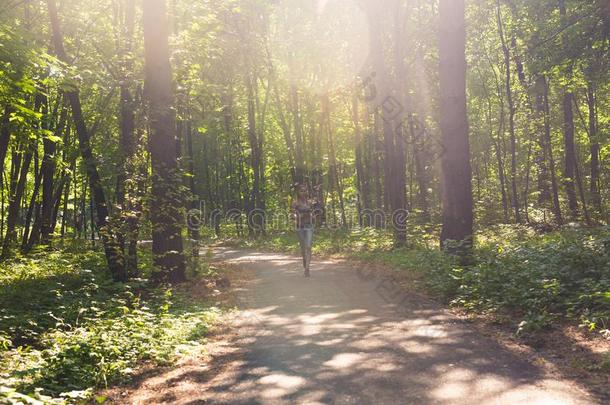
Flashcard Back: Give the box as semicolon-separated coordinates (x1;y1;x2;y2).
46;134;63;144
95;395;108;404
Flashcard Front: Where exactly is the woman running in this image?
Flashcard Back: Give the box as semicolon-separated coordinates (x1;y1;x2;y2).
292;183;316;277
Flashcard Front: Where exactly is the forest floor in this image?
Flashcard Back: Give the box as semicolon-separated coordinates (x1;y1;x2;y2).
102;246;606;404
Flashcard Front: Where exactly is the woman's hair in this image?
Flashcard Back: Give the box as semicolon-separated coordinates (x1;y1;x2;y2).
293;182;307;192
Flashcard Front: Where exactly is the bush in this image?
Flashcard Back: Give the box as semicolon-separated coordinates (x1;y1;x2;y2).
0;243;221;403
457;227;610;333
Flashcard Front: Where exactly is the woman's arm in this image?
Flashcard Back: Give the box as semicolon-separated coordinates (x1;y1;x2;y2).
290;200;297;221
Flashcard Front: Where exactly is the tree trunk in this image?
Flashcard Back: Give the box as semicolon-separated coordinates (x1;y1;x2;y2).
143;0;186;283
390;121;407;246
61;177;69;237
570;95;592;225
559;0;579;220
352;92;368;226
22;155;42;250
372;110;383;217
0;107;11;177
115;0;139;274
542;76;563;224
534;76;552;207
410;118;430;222
492;85;509;222
483;57;510;222
246;72;264;235
2;141;33;258
390;5;408;246
40;103;66;243
49;176;68;240
311;111;325;226
268;59;297;183
290;85;305;183
562;90;579;219
586;84;601;214
439;0;473;255
496;1;520;223
523;143;533;223
47;0;126;280
323;94;347;227
185;121;199;243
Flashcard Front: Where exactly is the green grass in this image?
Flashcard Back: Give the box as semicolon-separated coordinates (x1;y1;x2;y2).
224;224;610;337
0;242;222;404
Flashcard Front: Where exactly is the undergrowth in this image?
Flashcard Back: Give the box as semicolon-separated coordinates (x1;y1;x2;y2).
0;241;222;404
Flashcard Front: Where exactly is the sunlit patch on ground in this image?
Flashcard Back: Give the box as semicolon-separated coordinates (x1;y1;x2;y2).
100;247;599;404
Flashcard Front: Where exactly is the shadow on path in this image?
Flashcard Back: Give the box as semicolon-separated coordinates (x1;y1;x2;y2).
128;247;596;404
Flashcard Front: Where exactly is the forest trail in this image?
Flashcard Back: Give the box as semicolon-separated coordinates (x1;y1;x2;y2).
116;247;597;404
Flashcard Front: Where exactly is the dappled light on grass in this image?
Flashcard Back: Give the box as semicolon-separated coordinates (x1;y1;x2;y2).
0;244;223;403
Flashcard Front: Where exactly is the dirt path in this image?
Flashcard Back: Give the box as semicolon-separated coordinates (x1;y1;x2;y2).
111;247;599;404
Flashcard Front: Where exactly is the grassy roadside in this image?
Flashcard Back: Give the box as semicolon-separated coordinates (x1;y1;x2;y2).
0;242;225;404
222;224;610;371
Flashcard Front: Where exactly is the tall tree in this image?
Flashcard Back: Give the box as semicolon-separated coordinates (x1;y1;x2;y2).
540;75;563;224
0;108;11;180
558;0;579;219
143;0;186;282
389;0;408;246
116;0;139;273
40;97;64;243
245;72;265;234
46;0;126;280
439;0;473;254
1;139;33;258
586;83;602;214
496;0;520;223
